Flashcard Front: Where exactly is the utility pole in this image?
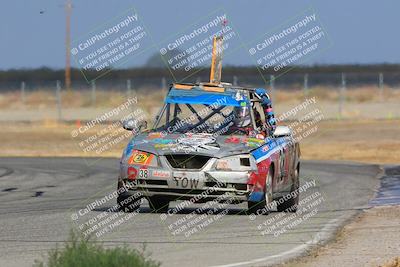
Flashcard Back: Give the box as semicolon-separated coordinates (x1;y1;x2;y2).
65;0;72;90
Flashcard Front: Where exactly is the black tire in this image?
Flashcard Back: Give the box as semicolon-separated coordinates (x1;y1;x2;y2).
276;165;300;212
247;199;266;215
148;196;169;213
247;166;274;215
117;193;142;212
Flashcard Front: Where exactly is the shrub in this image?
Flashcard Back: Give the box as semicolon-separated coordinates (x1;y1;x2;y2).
34;229;160;267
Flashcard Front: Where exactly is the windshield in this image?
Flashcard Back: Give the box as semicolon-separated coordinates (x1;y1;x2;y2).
153;103;254;135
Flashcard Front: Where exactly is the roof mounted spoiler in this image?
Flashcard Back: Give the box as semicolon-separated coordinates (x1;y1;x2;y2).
171;82;257;92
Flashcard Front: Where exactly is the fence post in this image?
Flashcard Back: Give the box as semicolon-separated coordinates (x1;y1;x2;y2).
161;77;167;94
379;72;384;102
56;80;62;121
303;73;309;97
127;79;132;98
91;80;96;106
21;81;26;104
339;73;346;118
270;75;275;102
233;76;238;86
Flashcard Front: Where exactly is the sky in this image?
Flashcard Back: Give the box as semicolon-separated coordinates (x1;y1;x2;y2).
0;0;399;70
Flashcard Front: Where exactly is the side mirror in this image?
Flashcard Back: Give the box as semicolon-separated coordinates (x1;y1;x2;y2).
122;119;147;132
273;126;291;137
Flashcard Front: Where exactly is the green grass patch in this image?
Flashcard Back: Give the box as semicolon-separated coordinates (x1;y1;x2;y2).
34;229;160;267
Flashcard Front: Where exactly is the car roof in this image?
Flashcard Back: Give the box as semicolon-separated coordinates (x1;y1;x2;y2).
166;83;251;107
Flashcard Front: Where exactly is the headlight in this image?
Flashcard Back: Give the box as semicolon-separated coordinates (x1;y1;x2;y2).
128;150;158;167
214;155;256;171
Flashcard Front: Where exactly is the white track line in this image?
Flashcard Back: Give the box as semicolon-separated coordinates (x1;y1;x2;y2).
209;213;349;267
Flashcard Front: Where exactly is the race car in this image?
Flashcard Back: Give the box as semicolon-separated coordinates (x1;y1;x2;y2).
117;35;300;214
117;82;300;215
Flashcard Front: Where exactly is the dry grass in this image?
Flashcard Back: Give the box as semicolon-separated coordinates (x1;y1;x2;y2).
1;86;399;110
380;258;400;267
0;85;399;162
0;119;399;164
0;87;165;110
274;85;400;103
299;119;400;164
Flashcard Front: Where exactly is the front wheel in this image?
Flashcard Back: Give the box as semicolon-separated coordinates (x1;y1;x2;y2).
117;193;142;212
148;196;170;213
247;166;273;215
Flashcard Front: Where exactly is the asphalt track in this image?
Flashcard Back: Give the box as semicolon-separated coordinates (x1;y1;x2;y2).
0;158;380;267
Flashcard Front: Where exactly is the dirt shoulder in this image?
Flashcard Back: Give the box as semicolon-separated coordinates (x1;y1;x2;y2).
281;206;400;267
300;119;400;164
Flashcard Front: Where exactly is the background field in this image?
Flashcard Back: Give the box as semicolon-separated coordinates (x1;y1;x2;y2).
0;86;398;164
0;86;400;120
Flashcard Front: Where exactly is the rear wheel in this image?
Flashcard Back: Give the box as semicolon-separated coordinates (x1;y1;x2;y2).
248;166;273;215
117;193;142;212
276;165;300;212
148;196;170;213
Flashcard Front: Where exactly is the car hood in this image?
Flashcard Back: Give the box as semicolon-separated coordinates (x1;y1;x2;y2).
123;132;265;158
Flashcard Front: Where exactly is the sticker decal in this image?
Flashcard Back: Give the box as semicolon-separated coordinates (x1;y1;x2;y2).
129;150;154;165
262;145;270;152
244;137;264;148
138;168;149;179
152;170;171;178
147;132;164;139
225;136;240;144
176;134;220;152
127;167;137;180
151;138;174;144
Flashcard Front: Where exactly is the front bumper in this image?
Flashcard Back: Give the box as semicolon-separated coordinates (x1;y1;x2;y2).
118;163;254;203
120;178;250;202
118;154;261;203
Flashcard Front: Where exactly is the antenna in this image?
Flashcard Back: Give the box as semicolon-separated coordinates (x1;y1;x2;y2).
65;0;72;90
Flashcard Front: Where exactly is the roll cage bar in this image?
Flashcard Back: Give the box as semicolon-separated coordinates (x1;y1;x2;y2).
152;84;262;133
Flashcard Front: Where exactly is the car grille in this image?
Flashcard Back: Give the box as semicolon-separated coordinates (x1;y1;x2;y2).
165;154;211;169
136;179;168;186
